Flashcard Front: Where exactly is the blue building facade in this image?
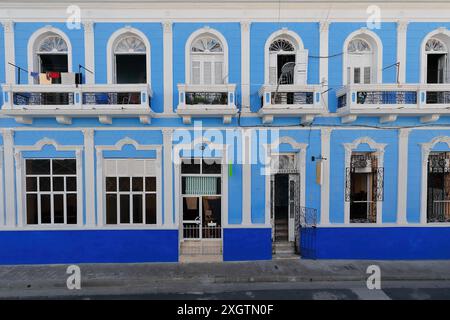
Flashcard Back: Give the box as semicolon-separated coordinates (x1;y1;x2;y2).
1;1;450;264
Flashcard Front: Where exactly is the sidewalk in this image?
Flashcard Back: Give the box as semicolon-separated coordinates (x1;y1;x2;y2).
1;259;450;298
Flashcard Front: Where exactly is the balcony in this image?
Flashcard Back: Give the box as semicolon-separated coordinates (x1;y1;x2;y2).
336;84;450;123
258;84;324;124
1;83;153;125
176;84;238;124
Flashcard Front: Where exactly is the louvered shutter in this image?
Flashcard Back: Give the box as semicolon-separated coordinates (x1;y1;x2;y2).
364;67;371;84
191;60;201;85
204;61;212;85
214;61;223;84
295;49;308;84
269;52;277;85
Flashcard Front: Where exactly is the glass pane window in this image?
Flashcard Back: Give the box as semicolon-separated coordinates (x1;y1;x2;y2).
25;159;77;225
104;159;157;225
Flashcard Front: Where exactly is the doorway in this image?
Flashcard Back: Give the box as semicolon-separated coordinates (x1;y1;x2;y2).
277;54;295;84
427;53;447;84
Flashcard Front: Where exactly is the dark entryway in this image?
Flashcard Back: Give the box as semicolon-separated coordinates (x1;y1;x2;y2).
274;174;289;242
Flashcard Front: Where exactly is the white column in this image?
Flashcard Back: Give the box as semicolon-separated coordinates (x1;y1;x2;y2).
162;129;174;226
83;129;96;226
0;147;3;226
242;129;252;225
2;20;15;84
396;20;409;84
83;21;95;84
320;128;331;225
241;21;251;112
163;21;173;114
319;21;329;109
2;129;15;226
397;128;410;224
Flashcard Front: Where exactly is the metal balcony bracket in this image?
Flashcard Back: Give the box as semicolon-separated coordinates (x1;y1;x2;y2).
262;115;274;124
341;115;357;124
223;115;232;124
379;115;397;124
99;115;112;125
139;115;151;125
182;115;192;125
301;115;315;125
56;116;72;125
15;116;33;125
421;114;440;124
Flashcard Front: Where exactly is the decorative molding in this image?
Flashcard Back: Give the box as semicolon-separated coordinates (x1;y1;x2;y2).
82;20;94;33
397;128;410;225
162;21;172;33
96;137;162;152
319;20;330;32
397;20;409;32
240;20;251;31
1;20;14;33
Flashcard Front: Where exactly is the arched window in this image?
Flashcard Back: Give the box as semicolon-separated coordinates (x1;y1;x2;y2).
35;33;69;83
425;38;449;84
112;33;147;84
190;35;224;85
347;38;373;84
265;30;308;86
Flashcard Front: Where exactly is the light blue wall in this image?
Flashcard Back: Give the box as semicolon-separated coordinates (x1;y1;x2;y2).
328;22;398;112
0;25;4;106
14;23;85;85
172;23;241;111
406;22;450;83
329;129;398;223
249;22;320;112
93;23;164;113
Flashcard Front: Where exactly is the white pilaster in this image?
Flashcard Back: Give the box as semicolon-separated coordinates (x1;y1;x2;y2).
397;128;410;224
163;129;174;226
2;129;15;226
396;20;409;84
83;129;96;226
319;21;329;109
0;147;3;226
320;128;331;225
83;21;95;84
163;21;174;114
2;20;15;84
241;21;251;112
242;129;252;225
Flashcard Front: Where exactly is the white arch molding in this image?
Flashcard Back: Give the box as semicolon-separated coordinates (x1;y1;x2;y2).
184;27;229;84
420;27;450;84
343;137;386;225
27;26;73;84
264;28;306;85
106;26;151;84
342;28;383;85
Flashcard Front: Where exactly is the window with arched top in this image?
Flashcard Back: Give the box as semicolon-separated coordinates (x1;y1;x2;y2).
190;35;224;85
113;33;147;84
35;33;69;83
265;32;308;86
347;38;374;84
425;37;449;84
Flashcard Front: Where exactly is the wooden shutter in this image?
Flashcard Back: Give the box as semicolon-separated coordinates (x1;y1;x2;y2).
269;52;277;84
204;61;212;85
295;49;308;84
191;60;200;85
214;61;223;84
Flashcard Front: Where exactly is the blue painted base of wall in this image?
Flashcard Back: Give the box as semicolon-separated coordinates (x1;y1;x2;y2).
223;228;272;261
0;230;179;265
308;227;450;260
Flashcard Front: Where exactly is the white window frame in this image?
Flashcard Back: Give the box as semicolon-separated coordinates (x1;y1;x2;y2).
106;27;151;85
342;28;383;86
27;26;73;84
190;52;224;85
420;136;450;225
96;138;162;228
185;27;229;85
343;137;386;225
347;38;373;84
24;158;78;225
420;29;450;84
14;138;83;229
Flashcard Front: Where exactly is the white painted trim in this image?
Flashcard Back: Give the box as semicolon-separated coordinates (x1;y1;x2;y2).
342;28;383;85
419;27;450;84
343;136;386;224
106;26;151;85
184;26;229;84
2;129;15;226
242;128;252;225
162;128;174;226
83;21;95;84
163;21;173;114
1;20;15;84
320;128;331;225
83;129;96;226
264;136;308;229
95;137;163;227
319;21;329;109
241;21;251;111
14;138;83;228
264;28;305;85
397;128;410;224
27;25;73;84
0;147;4;226
396;21;409;84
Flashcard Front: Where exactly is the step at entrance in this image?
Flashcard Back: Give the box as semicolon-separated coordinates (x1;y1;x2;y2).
272;241;297;259
274;218;289;242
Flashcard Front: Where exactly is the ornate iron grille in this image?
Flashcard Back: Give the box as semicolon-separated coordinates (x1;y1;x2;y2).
271;92;313;105
426;91;450;104
356;91;417;105
337;94;347;108
185;92;228;105
427;153;450;223
83;92;142;105
14;92;74;106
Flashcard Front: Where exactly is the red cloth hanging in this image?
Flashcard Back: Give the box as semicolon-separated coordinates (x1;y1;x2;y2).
46;72;60;79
